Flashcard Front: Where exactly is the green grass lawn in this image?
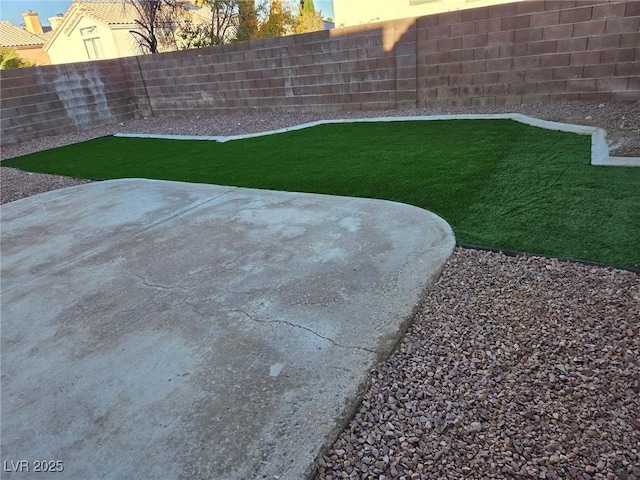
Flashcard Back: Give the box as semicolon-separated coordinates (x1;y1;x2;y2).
4;119;639;270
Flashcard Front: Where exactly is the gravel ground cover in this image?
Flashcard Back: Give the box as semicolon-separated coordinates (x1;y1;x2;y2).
1;101;638;479
318;249;639;480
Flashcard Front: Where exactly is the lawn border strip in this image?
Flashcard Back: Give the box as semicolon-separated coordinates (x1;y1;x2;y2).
113;114;640;168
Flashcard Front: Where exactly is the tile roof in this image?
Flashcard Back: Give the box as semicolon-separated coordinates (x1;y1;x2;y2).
70;1;206;25
0;20;48;47
40;30;55;41
72;1;143;26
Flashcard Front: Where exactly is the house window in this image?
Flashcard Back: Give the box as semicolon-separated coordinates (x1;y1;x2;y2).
83;37;104;59
80;26;103;60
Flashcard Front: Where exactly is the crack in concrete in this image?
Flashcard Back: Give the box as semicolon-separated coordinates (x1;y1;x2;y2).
223;255;244;268
230;309;375;354
135;274;181;291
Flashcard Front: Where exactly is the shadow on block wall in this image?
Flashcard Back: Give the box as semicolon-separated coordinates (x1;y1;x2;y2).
1;0;638;145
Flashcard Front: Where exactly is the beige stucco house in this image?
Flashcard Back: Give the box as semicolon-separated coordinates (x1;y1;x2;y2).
333;0;523;27
43;2;147;64
42;0;214;64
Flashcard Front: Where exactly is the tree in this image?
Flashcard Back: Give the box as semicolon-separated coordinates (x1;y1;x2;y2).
177;0;306;49
235;0;258;42
178;19;211;48
126;0;181;54
300;0;315;14
195;0;239;46
0;47;32;69
258;0;295;38
294;0;322;33
181;0;261;48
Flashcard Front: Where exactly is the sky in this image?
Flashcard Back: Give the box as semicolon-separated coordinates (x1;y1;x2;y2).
0;1;72;25
0;0;335;26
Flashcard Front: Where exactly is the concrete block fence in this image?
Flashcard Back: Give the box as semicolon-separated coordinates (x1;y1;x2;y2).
1;0;638;145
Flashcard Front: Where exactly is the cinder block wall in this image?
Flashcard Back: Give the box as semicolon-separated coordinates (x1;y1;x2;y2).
135;24;402;117
1;59;139;145
1;0;638;146
415;0;640;107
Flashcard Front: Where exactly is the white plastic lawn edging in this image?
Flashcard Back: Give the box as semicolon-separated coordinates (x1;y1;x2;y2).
114;114;640;168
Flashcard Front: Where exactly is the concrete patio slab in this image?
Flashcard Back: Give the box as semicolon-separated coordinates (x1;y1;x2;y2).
1;179;454;480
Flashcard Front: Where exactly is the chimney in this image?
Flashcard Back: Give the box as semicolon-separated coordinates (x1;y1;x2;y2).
22;10;44;35
49;14;64;31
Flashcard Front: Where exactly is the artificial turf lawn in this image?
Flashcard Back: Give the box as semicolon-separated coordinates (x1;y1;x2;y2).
4;119;639;270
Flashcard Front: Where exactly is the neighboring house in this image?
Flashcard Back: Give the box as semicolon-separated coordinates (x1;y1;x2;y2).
43;0;216;64
0;13;51;66
333;0;522;27
44;2;147;64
